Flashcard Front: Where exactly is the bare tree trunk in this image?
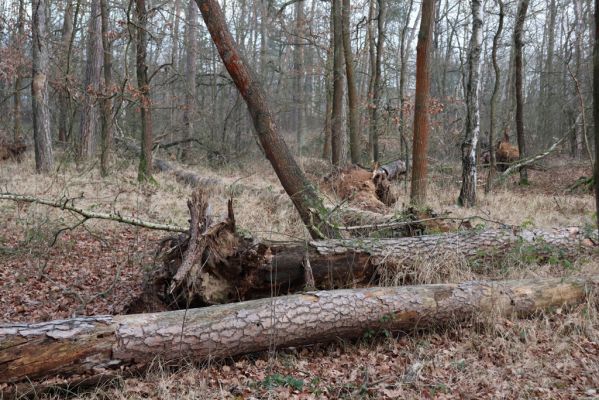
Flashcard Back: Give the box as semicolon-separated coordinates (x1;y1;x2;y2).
100;0;113;176
2;276;597;386
485;0;504;194
136;0;153;182
331;0;345;166
293;0;305;156
514;0;530;184
31;0;53;173
182;0;198;161
369;0;386;163
57;1;74;143
12;0;24;142
458;0;483;207
169;0;181;131
195;0;338;239
594;0;599;233
342;0;360;163
78;0;103;160
410;0;435;205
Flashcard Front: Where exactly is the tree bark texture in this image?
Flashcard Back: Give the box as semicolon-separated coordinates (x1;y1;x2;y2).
594;0;599;233
12;0;25;142
78;0;103;160
157;221;596;306
195;0;338;240
100;0;113;176
410;0;435;205
2;276;597;386
514;0;530;184
57;1;74;143
136;0;154;182
369;0;386;163
31;0;54;173
331;0;345;166
182;0;198;161
458;0;483;207
485;0;504;194
342;0;360;164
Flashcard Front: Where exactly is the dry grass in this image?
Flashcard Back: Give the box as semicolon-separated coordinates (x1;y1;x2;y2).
1;152;598;399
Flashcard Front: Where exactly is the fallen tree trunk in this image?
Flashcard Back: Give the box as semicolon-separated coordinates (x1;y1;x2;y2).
151;205;596;306
2;275;597;386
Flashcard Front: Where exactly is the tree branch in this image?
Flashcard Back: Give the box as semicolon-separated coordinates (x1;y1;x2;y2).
0;193;187;233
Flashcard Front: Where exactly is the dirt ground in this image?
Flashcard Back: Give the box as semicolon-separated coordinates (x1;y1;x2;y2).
0;153;597;399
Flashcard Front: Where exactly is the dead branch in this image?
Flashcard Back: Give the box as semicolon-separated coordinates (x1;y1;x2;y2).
0;193;187;233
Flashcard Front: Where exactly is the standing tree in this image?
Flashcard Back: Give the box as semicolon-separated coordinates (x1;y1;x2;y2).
410;0;435;206
292;0;305;156
594;0;599;232
31;0;54;173
182;0;198;161
485;0;504;193
194;0;338;240
458;0;483;207
331;0;345;166
342;0;360;163
369;0;386;163
100;0;113;176
12;0;25;142
78;0;103;160
514;0;530;184
57;1;76;143
136;0;153;182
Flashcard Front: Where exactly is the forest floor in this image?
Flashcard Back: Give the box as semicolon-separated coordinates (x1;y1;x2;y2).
0;152;597;399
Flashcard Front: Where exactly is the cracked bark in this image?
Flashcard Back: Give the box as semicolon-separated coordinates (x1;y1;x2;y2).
2;275;597;387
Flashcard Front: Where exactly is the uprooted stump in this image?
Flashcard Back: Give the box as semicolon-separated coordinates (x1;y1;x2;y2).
322;160;406;212
128;189;596;311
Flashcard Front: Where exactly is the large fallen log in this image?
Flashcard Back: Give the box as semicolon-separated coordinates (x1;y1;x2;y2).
2;275;597;386
149;197;596;306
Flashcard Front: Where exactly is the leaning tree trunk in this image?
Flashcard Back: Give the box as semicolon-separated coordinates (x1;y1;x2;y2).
514;0;530;184
195;0;338;240
2;275;597;389
410;0;435;205
458;0;483;207
31;0;54;173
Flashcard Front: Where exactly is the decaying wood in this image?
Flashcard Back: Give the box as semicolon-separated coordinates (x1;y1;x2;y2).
322;161;406;212
2;275;597;387
152;193;596;305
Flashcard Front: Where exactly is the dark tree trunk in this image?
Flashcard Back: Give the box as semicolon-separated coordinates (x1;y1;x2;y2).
78;0;103;160
136;0;153;182
342;0;360;163
514;0;530;184
485;0;504;193
182;0;198;161
100;0;113;176
195;0;338;239
410;0;435;205
31;0;54;173
331;0;345;166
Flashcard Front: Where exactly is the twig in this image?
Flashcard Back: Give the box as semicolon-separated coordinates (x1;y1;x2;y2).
0;192;187;233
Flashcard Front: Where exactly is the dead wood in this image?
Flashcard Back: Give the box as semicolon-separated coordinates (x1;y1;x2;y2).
2;275;597;388
141;191;596;307
322;162;406;212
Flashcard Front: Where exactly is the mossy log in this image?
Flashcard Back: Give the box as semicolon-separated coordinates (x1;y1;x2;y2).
2;275;597;387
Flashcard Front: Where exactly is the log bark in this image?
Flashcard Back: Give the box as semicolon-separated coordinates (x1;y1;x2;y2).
2;276;597;386
155;221;596;306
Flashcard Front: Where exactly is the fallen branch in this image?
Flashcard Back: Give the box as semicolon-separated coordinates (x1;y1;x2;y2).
500;135;567;178
2;275;597;386
0;193;187;233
